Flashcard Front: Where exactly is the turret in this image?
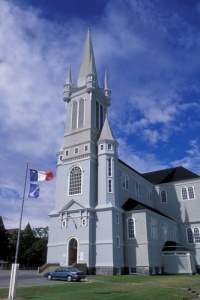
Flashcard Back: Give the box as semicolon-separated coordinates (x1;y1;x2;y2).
104;71;111;106
63;67;73;102
86;53;98;93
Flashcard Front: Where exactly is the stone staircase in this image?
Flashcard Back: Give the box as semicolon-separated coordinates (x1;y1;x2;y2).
38;262;87;275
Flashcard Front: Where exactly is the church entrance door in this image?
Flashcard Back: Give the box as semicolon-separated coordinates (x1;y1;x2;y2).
68;238;77;266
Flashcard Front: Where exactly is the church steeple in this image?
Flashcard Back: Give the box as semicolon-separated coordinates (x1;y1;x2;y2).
77;28;98;88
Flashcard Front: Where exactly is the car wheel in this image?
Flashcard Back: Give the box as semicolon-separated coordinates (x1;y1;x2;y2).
67;276;72;282
47;274;52;281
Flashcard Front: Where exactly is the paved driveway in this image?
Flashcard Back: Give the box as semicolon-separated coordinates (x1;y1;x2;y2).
0;270;68;288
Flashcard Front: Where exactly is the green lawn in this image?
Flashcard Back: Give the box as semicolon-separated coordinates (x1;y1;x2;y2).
0;275;200;300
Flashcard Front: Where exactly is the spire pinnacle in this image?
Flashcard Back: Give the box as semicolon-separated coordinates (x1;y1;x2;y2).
77;28;98;87
104;70;111;105
65;66;72;85
63;66;75;102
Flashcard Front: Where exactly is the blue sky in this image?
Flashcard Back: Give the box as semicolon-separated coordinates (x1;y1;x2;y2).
0;0;200;229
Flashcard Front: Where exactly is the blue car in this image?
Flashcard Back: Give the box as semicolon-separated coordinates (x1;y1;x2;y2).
44;266;86;282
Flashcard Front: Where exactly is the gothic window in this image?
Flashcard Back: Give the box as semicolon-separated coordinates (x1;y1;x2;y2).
188;187;195;199
78;98;84;128
127;218;135;239
72;99;85;130
162;222;168;241
122;173;129;190
147;189;153;203
96;101;99;129
136;182;142;196
173;226;178;242
160;190;167;203
69;166;82;195
182;187;188;200
96;101;104;130
194;228;200;243
72;101;78;130
100;104;104;130
150;218;158;240
187;228;194;244
182;187;195;200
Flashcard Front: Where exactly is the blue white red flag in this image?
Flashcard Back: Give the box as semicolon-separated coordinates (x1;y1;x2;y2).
28;184;40;198
30;169;53;182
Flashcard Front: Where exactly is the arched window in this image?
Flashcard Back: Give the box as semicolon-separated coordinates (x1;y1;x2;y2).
150;218;158;240
187;228;194;243
188;187;195;199
182;187;188;200
127;218;135;239
163;222;168;241
136;182;142;196
78;99;84;128
182;187;195;200
72;101;78;130
72;99;85;130
69;166;82;195
194;228;200;243
160;191;167;203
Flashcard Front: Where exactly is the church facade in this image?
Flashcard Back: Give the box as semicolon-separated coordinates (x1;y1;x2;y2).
47;29;200;275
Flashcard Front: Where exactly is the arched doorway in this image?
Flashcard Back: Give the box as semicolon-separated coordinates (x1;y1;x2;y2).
68;238;78;265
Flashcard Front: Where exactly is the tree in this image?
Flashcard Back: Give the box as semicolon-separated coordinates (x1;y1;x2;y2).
0;228;8;261
6;226;49;269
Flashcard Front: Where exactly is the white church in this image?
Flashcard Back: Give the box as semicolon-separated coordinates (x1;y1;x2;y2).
46;29;200;275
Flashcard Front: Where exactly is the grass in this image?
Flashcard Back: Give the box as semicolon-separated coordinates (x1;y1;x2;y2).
0;275;200;300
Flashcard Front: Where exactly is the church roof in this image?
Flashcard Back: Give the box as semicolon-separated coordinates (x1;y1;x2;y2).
122;198;175;220
142;166;199;184
77;28;98;87
162;241;192;252
98;115;117;142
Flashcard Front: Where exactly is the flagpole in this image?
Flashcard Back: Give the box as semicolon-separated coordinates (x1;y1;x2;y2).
8;160;29;300
14;160;29;264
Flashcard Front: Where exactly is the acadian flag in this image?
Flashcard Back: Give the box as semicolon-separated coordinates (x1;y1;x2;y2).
30;169;53;182
28;184;40;198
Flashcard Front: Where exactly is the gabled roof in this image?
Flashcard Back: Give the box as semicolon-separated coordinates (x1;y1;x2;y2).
59;199;87;213
142;166;199;184
162;241;192;252
122;198;175;221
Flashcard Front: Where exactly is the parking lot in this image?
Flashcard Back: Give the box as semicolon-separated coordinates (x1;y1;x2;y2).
0;270;68;288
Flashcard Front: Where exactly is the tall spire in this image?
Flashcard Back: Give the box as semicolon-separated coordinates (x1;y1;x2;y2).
77;28;98;87
63;66;74;102
65;66;72;85
104;70;111;105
